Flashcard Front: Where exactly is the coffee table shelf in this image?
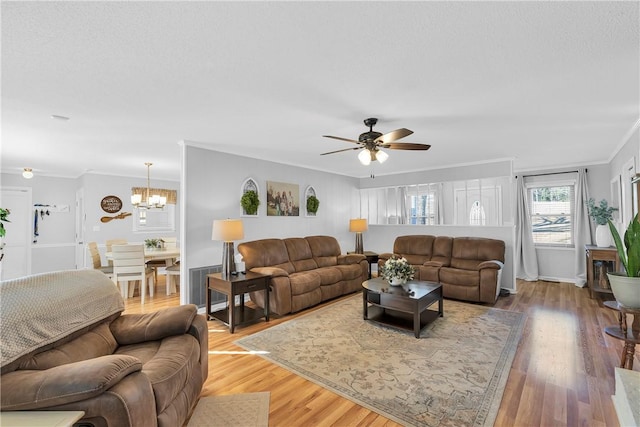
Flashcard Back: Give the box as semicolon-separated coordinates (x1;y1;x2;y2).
363;278;443;338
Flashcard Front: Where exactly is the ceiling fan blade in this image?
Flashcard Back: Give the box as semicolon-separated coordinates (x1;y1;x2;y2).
323;135;361;144
320;147;361;156
380;142;431;150
375;128;413;143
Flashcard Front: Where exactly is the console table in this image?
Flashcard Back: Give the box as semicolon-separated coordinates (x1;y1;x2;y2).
585;245;619;299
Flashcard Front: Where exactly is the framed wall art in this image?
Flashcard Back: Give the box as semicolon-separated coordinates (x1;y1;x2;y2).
266;181;299;216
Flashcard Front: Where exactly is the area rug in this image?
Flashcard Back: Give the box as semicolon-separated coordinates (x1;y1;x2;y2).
186;392;270;427
235;295;525;427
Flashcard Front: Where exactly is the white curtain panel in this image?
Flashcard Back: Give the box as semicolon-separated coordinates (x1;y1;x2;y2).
515;176;539;281
573;168;592;287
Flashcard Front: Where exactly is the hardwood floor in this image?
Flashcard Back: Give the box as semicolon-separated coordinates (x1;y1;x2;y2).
124;278;635;426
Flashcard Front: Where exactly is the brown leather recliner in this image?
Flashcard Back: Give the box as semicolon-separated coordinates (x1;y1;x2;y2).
238;235;367;315
379;235;505;303
0;269;208;427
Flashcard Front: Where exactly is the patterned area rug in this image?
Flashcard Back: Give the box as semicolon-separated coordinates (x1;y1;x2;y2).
235;295;525;427
186;392;270;427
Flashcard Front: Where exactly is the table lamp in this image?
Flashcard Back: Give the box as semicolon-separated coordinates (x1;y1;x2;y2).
349;218;368;254
212;219;244;278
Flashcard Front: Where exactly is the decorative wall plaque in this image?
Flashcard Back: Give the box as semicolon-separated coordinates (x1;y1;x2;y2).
101;195;123;213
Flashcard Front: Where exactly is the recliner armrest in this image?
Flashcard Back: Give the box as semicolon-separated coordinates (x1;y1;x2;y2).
250;267;289;278
1;355;141;410
110;304;197;345
338;254;365;265
478;260;504;270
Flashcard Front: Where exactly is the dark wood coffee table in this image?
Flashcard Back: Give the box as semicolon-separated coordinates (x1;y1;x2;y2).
362;277;443;338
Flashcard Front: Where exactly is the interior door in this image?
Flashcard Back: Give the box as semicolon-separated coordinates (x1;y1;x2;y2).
1;187;32;280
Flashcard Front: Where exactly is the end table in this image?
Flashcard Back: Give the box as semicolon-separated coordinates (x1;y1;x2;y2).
206;271;270;333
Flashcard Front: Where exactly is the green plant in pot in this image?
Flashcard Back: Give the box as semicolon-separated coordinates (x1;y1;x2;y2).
587;198;617;247
607;214;640;308
306;195;319;215
0;208;10;262
241;190;260;215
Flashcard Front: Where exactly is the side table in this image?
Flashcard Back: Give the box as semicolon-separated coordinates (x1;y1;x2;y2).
603;300;640;370
206;271;270;333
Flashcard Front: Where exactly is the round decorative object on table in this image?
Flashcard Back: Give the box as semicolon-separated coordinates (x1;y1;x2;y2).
389;277;406;286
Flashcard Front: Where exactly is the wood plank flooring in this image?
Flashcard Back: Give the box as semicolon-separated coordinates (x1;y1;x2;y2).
124;278;635;426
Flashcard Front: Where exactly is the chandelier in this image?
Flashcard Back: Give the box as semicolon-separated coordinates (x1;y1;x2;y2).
131;163;166;209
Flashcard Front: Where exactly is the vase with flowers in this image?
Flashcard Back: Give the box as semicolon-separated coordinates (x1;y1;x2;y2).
587;198;618;247
379;256;415;286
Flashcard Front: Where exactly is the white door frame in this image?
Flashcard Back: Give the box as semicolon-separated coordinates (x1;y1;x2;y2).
1;187;33;280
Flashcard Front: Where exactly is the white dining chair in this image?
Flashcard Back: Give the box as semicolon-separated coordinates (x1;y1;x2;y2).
111;244;155;304
105;238;128;267
87;242;113;279
164;263;180;295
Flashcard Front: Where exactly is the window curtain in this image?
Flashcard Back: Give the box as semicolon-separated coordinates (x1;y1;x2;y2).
437;183;444;225
515;176;539;280
131;188;177;204
573;168;592;287
399;186;407;224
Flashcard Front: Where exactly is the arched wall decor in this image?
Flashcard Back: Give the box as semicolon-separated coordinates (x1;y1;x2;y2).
305;185;318;217
241;177;260;217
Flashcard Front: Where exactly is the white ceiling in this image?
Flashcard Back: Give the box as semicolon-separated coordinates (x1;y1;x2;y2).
2;1;639;181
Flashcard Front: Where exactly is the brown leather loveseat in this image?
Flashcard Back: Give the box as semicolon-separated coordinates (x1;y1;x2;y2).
238;235;367;315
378;235;505;303
0;269;208;427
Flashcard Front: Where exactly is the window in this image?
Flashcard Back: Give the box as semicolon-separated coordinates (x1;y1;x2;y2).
469;201;486;225
528;184;574;246
407;184;438;225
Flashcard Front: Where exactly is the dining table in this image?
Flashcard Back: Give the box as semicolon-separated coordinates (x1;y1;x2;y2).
106;247;180;295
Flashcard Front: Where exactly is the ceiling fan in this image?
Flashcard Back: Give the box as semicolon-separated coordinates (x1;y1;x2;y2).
321;118;431;165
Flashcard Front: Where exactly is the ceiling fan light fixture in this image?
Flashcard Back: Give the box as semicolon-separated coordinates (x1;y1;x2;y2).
375;150;389;164
358;149;371;165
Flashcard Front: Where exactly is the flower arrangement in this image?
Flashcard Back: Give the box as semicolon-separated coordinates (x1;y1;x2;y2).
379;256;415;283
587;198;618;225
144;238;161;249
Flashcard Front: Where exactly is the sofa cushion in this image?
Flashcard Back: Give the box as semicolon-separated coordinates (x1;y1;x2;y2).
238;239;295;274
450;237;505;270
394;235;435;257
288;272;321;295
440;267;479;286
306;236;341;267
19;322;118;370
284;238;318;272
116;334;200;415
334;264;363;281
314;266;342;285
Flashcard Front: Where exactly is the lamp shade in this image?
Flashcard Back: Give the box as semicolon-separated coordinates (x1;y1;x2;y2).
212;219;244;242
349;218;368;233
375;150;389;163
358;149;372;165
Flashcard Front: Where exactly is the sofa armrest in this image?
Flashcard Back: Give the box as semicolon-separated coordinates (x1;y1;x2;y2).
110;304;197;345
188;314;209;383
250;266;289;278
378;252;395;261
338;254;365;265
478;260;504;270
1;355;141;410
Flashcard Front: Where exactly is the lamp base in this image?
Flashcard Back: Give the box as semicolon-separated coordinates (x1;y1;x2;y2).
221;242;236;279
354;232;364;254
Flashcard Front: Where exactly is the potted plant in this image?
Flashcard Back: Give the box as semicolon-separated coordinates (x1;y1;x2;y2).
587;198;618;247
379;256;415;286
144;238;161;250
0;208;10;262
241;190;260;215
306;195;319;215
607;214;640;308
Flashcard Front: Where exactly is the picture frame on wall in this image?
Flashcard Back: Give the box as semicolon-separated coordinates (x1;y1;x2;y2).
266;181;299;216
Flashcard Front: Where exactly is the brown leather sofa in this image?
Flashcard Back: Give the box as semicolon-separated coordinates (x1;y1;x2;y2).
378;235;505;303
238;235;367;315
0;269;208;427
